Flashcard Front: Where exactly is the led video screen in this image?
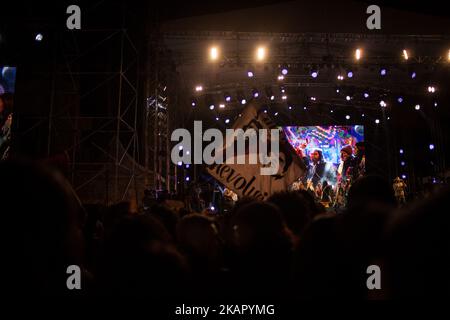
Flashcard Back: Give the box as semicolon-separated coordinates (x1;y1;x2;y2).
0;66;17;160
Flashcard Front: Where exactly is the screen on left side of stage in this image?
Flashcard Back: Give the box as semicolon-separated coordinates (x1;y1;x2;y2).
0;66;17;160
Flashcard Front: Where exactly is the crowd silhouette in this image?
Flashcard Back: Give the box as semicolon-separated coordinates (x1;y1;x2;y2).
0;159;448;298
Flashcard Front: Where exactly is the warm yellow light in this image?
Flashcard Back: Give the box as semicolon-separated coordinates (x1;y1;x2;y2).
256;46;266;61
355;48;362;60
448;49;450;61
210;47;219;60
403;49;409;60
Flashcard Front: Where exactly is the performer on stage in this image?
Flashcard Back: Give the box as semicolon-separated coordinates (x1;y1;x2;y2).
307;149;326;190
393;177;407;204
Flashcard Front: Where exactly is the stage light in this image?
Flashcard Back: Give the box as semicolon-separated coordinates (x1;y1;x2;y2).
210;206;215;211
434;102;438;107
264;109;268;113
330;110;334;113
186;164;190;169
346;95;351;101
364;92;369;98
247;71;254;78
281;67;288;75
209;104;215;110
225;93;231;102
277;75;284;81
429;144;435;150
195;85;203;92
209;46;219;61
387;116;390;120
397;97;403;103
310;97;316;101
311;71;318;78
411;71;416;79
241;99;246;105
375;119;380;124
256;46;266;61
427;86;436;93
35;33;43;41
337;75;344;80
304;107;307;110
355;48;362;60
186;151;190;155
219;103;225;109
347;71;354;78
270;95;275;101
274;112;279;116
282;95;287;100
362;113;365;117
191;101;196;107
252;88;259;98
345;115;350;120
401;174;407;179
380;100;387;107
288;106;293;110
185;176;190;182
178;146;183;151
225;119;230;124
399;149;404;154
402;49;409;60
415;104;421;110
177;161;182;166
336;88;340;93
215;117;219;121
380;68;387;76
401;161;405;166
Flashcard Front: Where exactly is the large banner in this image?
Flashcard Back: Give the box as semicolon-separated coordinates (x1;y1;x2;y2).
206;103;306;200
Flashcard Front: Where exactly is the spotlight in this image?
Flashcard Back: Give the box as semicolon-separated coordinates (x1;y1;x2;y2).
427;86;436;93
178;146;183;151
415;104;421;110
191;101;196;107
429;144;435;150
336;88;340;93
380;100;387;107
363;92;369;98
209;46;219;61
402;49;409;60
252;88;259;98
241;99;247;105
355;48;362;60
304;107;307;110
270;95;275;101
256;46;266;61
362;113;365;117
209;104;215;110
219;103;225;109
224;93;231;102
411;71;416;79
274;112;279;116
345;115;350;120
346;95;351;101
35;33;43;41
310;97;316;101
277;75;284;81
281;67;288;75
397;97;403;103
288;106;293;110
401;161;405;166
347;71;354;78
210;206;215;211
247;71;254;78
375;119;380;124
282;95;287;100
281;87;286;93
337;75;344;80
401;174;407;179
195;85;203;92
225;119;230;124
186;164;190;169
177;161;182;166
311;68;318;78
380;68;387;76
434;102;438;107
215;117;219;121
399;149;404;154
264;109;268;113
387;116;390;120
185;176;190;182
330;109;334;113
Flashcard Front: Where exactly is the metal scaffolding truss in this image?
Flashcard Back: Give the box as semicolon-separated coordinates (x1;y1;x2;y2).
18;28;142;205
